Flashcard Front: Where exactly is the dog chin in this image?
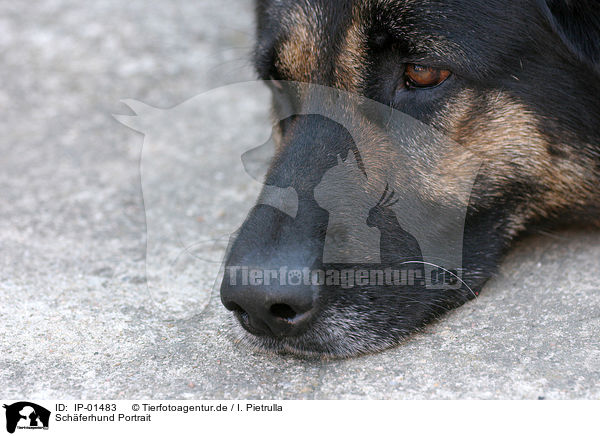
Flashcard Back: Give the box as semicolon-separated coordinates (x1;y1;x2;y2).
226;311;404;359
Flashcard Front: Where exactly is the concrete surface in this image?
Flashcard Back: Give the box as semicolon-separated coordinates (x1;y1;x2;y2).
1;0;599;400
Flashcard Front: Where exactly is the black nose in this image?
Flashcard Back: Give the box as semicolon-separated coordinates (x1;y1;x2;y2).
221;275;317;337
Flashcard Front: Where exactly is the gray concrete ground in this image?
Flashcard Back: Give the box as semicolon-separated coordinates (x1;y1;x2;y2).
1;0;599;399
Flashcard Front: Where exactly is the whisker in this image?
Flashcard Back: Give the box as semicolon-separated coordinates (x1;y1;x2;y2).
396;260;478;300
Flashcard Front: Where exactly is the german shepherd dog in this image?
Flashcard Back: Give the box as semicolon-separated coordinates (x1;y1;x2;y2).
220;0;600;358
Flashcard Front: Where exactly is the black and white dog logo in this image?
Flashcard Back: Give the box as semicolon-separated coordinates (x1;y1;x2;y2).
3;402;50;434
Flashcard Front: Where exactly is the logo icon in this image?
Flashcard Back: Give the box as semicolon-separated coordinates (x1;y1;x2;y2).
3;402;50;434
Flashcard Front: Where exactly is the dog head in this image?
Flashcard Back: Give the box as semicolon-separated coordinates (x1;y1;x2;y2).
220;0;600;358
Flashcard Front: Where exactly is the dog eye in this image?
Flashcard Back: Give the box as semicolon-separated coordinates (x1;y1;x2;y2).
404;64;451;89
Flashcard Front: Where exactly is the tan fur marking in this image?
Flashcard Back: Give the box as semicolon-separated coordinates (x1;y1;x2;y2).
334;6;370;92
276;3;321;83
434;90;598;235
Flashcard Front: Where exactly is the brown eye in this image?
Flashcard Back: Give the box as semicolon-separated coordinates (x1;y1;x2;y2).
404;64;451;88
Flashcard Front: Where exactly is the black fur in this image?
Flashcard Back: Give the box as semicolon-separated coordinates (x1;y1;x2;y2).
220;0;600;357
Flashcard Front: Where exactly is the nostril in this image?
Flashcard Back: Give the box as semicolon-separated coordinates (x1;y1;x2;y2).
224;301;244;313
225;302;249;320
269;303;297;320
226;301;254;327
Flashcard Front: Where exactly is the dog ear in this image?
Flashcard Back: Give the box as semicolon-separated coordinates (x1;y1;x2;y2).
538;0;600;70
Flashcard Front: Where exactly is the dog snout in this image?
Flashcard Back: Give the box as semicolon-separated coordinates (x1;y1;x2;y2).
220;204;325;337
220;115;358;339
